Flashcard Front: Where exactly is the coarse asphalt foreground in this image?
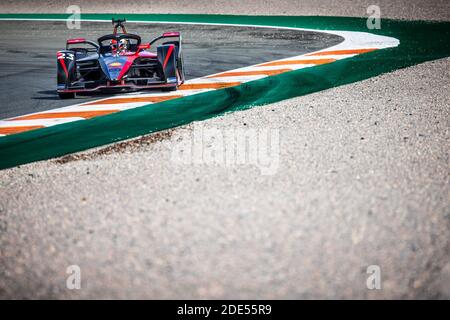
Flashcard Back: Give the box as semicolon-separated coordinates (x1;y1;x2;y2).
0;3;450;299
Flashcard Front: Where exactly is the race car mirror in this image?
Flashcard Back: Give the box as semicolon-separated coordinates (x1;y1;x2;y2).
67;38;86;44
162;32;180;37
138;43;151;50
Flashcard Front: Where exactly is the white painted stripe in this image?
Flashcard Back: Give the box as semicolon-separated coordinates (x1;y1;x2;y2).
206;75;268;82
186;75;265;83
233;64;310;72
170;88;214;95
0;118;84;127
258;55;351;62
118;89;209;97
302;54;356;59
40;104;144;112
183;77;238;84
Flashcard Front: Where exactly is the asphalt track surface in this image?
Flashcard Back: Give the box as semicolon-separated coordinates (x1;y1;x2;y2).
1;1;449;300
0;21;343;119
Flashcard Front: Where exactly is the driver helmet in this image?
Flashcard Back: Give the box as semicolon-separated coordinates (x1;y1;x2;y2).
110;39;118;51
118;39;128;52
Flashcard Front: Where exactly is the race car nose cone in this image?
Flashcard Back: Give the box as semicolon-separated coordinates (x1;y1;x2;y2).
100;56;129;81
107;67;122;80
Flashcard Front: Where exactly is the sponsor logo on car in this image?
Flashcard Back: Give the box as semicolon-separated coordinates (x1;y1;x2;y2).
109;62;122;68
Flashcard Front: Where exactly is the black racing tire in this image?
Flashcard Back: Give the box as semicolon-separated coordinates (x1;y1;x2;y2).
162;86;177;92
177;53;185;84
58;92;76;99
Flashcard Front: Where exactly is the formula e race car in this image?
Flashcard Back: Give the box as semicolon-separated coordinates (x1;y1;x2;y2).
57;18;185;98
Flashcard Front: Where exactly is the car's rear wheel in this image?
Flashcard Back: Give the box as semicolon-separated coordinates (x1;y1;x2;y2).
162;57;184;92
58;92;75;99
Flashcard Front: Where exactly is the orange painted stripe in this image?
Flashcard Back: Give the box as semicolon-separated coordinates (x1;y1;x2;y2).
179;82;241;90
83;95;182;105
306;48;377;56
209;69;291;78
259;58;336;66
11;110;119;121
0;125;44;135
